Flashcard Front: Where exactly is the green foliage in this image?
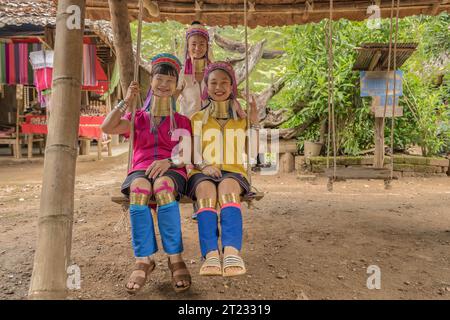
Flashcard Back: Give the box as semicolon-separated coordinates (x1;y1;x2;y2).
276;13;449;156
131;13;449;156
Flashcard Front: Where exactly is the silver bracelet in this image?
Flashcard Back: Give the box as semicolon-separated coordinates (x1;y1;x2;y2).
115;100;128;114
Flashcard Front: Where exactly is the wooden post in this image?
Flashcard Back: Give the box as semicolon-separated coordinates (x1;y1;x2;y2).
108;0;135;95
279;153;295;173
29;0;85;300
15;85;23;159
79;138;91;155
374;117;385;168
28;134;33;159
106;62;119;147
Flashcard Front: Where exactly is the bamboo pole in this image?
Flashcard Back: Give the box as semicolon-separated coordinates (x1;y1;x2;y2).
108;0;135;95
28;0;85;300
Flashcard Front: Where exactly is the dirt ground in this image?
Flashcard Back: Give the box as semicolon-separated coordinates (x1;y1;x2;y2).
0;152;449;300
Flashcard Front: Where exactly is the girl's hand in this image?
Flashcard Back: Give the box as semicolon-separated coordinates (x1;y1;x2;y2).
202;165;222;179
145;159;171;180
125;81;140;105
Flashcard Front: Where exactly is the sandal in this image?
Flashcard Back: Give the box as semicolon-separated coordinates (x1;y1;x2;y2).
199;256;222;276
125;260;156;294
168;258;192;293
222;254;247;277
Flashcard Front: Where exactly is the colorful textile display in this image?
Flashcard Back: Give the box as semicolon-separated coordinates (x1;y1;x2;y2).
0;42;42;85
82;44;97;86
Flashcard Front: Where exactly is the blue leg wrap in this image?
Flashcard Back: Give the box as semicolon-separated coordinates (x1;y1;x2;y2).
197;209;219;257
220;204;243;252
157;201;183;254
129;204;158;257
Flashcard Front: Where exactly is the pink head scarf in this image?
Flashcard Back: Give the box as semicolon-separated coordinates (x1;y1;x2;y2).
183;23;211;76
201;61;246;119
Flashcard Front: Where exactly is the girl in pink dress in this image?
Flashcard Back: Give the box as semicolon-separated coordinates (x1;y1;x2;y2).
101;53;192;294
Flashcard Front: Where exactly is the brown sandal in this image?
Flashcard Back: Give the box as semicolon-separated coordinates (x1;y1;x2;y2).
167;258;192;293
125;260;156;294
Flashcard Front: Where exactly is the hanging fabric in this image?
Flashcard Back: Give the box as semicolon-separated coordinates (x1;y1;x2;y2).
0;43;6;84
30;50;53;92
82;44;97;87
101;61;119;99
0;42;42;85
29;44;101;95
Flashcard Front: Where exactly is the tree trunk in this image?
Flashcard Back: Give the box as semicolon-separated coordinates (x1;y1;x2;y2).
28;0;85;300
261;108;290;128
109;0;135;95
279;116;318;140
234;40;266;85
319;118;327;144
255;76;286;121
212;30;285;59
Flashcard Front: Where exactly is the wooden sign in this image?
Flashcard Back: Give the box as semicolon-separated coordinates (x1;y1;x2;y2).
372;95;399;107
360;71;403;97
370;95;403;117
373;105;403;117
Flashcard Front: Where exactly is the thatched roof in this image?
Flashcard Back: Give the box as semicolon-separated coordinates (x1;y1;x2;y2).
85;0;450;27
0;0;152;71
353;43;418;71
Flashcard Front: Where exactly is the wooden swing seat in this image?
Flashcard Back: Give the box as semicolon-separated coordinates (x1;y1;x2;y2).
111;192;264;208
325;167;397;180
325;167;397;191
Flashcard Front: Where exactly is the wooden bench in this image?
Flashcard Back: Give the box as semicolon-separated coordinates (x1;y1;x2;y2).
79;134;112;159
0;136;22;158
111;192;265;209
26;133;45;158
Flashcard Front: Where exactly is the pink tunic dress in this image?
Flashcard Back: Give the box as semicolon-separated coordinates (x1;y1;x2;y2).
122;110;192;178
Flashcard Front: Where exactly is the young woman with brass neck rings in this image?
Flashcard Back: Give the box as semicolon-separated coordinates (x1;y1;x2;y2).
101;53;192;293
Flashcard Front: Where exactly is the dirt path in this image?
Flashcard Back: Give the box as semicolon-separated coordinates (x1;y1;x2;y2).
1;154;449;300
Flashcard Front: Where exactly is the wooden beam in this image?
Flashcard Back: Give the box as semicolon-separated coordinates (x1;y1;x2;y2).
368;50;382;71
108;0;135;95
29;0;85;300
374;117;385;168
430;3;440;15
356;47;417;51
134;0;444;13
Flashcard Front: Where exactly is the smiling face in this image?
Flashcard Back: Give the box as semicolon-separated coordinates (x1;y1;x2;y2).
207;69;232;102
151;73;177;97
188;34;208;60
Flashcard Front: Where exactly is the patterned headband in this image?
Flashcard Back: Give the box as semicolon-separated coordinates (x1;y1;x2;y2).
201;61;238;100
186;24;210;41
151;53;182;74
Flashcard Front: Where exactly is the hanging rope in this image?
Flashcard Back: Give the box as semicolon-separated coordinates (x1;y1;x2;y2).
381;0;401;180
389;0;401;180
128;0;144;171
326;0;337;179
244;0;252;187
